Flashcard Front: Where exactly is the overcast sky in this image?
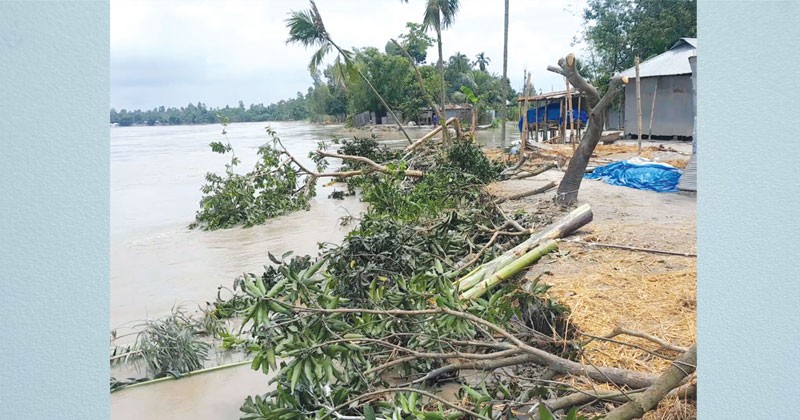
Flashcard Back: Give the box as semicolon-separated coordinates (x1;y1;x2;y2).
111;0;588;111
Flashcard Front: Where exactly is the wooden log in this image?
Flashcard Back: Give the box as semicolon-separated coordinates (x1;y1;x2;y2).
455;204;593;291
603;346;697;420
600;130;624;145
635;56;642;154
494;181;557;204
460;240;558;300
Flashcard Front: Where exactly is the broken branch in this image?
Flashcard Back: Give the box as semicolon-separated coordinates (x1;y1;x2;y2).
603;345;697;420
317;150;424;177
494;181;557;204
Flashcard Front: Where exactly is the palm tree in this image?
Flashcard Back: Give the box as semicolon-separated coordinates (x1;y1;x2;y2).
421;0;461;145
500;0;509;148
474;52;491;72
286;1;412;144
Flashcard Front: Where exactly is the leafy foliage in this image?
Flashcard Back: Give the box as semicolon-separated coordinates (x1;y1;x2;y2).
221;140;574;419
134;308;211;378
190;124;315;230
580;0;696;84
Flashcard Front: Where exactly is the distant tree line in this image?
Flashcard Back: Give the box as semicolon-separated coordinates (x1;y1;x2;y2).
110;95;309;126
111;22;516;127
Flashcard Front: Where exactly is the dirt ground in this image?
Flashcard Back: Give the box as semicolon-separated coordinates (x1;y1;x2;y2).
487;142;696;419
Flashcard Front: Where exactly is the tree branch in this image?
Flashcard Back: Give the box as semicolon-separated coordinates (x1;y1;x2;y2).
270;301;659;389
317;150;424;177
328;387;491;420
602;326;690;353
603;345;697;420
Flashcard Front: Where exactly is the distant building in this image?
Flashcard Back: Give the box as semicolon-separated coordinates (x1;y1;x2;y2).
443;105;472;122
615;38;697;139
417;105;473;126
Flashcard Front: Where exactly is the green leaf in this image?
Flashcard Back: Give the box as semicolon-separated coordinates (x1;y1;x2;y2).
538;405;554;420
363;404;376;420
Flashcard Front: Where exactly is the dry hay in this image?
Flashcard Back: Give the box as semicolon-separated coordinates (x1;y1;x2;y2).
543;144;689;168
643;392;697;420
541;245;696;374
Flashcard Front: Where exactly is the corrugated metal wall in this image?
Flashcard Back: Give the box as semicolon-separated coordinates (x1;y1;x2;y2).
624;75;693;137
606;107;624;130
678;55;697;192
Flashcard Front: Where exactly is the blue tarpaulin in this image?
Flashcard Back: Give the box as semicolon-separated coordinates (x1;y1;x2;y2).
518;104;588;132
584;157;683;192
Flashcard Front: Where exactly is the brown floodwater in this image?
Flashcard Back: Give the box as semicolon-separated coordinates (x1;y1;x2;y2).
110;121;516;419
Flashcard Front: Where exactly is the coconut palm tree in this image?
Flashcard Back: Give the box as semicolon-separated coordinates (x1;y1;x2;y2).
501;0;509;148
286;1;412;144
421;0;461;145
474;52;491;72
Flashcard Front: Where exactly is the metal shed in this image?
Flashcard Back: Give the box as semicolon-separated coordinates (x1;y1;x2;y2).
617;38;697;139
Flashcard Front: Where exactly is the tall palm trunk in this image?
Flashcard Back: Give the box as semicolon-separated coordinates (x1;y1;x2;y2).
436;29;449;145
390;39;445;128
356;68;414;144
330;42;413;144
501;0;509;148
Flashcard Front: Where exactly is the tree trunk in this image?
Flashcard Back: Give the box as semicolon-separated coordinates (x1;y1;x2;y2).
501;0;509;148
390;38;445;133
331;41;413;144
547;54;628;205
354;67;413;145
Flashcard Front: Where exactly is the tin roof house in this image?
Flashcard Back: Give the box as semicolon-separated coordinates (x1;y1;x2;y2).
616;38;697;139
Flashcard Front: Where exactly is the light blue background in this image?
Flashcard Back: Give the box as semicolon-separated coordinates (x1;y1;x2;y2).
0;1;109;419
698;0;800;417
1;0;798;419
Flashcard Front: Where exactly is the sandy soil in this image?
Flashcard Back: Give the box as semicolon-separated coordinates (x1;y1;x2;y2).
487;144;696;419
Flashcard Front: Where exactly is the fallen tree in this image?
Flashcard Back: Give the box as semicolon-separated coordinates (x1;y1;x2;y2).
187;123;694;419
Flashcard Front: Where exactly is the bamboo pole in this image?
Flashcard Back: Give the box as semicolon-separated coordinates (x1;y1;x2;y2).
520;71;527;144
460;240;557;300
111;359;254;393
635;56;642;154
566;78;575;150
534;100;539;142
455;204;592;291
577;95;582;144
648;78;659;141
522;73;532;150
544;99;549;142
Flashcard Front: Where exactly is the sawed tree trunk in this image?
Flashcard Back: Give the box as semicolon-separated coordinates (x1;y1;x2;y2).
547;54;628;205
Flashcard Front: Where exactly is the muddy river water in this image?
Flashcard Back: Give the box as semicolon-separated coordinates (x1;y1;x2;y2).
110;121;514;419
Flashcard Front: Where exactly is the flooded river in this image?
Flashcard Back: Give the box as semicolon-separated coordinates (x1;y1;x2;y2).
110;121;515;419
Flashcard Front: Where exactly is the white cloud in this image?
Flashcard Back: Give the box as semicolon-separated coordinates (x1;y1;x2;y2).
111;0;588;110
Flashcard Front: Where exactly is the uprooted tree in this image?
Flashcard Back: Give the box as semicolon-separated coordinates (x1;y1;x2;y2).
187;129;693;418
547;53;628;205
